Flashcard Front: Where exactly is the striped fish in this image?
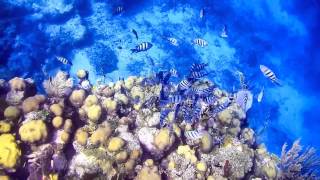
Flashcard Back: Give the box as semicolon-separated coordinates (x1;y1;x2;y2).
56;56;72;65
160;95;184;106
211;100;231;116
180;105;192;123
167;37;179;46
260;65;281;85
192;104;202;123
131;42;153;53
184;130;205;140
178;79;192;91
168;95;184;104
189;70;209;79
203;95;217;104
199;86;215;96
193;38;208;47
160;109;171;127
190;63;208;72
113;6;124;15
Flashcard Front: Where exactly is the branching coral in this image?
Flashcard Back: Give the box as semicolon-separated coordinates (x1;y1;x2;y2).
43;71;73;98
278;139;320;179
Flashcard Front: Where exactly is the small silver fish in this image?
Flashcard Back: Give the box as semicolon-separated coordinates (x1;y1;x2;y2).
167;37;179;46
193;38;208;47
260;65;281;85
220;25;228;38
185;130;205;140
257;86;264;103
56;56;72;65
200;8;204;19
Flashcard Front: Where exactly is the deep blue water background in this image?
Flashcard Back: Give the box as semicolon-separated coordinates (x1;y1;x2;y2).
0;0;319;155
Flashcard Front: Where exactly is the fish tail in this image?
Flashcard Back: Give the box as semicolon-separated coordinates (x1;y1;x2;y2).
130;49;137;53
273;78;282;86
159;100;169;107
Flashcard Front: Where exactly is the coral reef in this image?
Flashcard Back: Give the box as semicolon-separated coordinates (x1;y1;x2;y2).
0;69;318;179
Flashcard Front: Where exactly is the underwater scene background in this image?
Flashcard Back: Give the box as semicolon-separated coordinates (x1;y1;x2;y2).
0;0;320;179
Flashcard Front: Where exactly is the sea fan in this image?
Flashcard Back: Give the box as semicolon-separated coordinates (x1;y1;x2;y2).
278;139;320;179
43;71;73;98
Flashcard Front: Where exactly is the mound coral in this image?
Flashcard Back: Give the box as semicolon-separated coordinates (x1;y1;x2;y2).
0;134;21;171
76;69;88;79
108;137;125;152
52;116;64;129
87;104;102;123
4;106;20;120
136;159;161;180
19;120;48;143
69;89;86;107
154;128;175;151
0;121;12;133
22;95;46;113
50;103;63;116
89;124;112;146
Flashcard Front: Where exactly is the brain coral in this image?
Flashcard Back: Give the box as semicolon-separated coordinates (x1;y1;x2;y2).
19;120;48;143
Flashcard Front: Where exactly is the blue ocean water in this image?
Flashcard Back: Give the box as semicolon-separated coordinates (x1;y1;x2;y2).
0;0;319;156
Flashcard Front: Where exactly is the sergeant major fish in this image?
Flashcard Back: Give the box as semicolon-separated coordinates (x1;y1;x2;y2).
185;130;205;140
260;65;281;85
56;56;72;65
113;6;124;15
131;42;153;53
190;63;208;72
193;38;208;47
